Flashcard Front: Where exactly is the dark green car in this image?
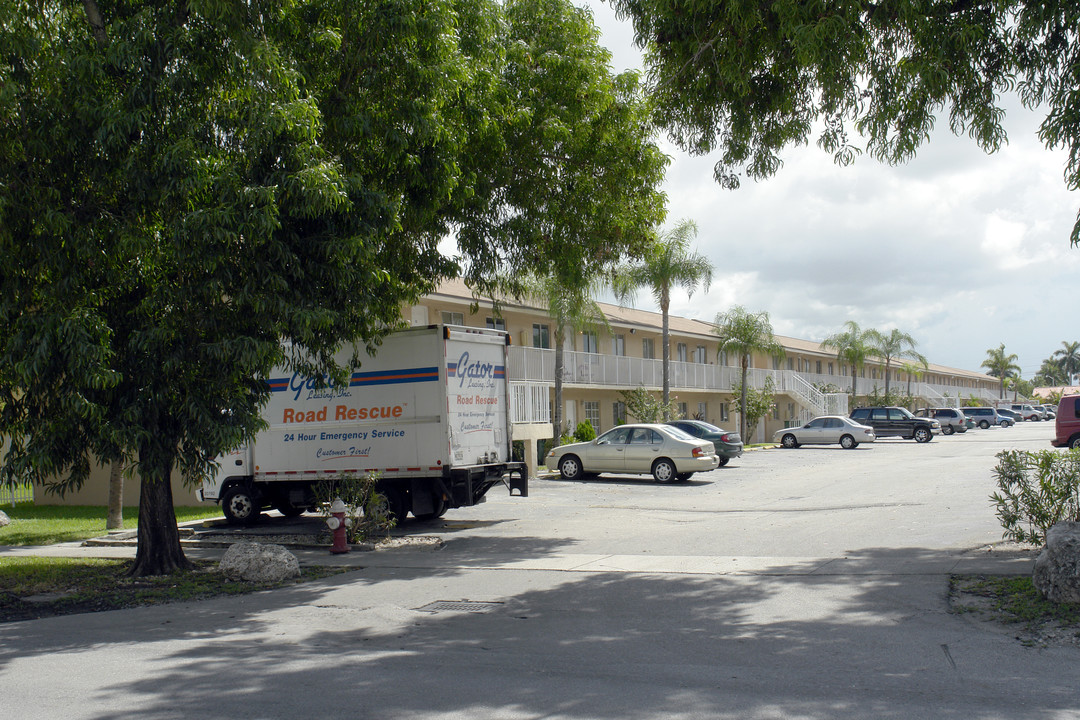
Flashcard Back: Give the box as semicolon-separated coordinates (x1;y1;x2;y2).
667;420;743;466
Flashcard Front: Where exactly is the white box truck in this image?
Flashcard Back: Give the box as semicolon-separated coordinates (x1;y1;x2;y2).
198;325;529;524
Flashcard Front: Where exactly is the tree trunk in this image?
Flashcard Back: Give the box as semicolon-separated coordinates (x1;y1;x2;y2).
553;325;565;440
661;295;670;416
740;359;749;440
128;455;192;576
106;460;124;530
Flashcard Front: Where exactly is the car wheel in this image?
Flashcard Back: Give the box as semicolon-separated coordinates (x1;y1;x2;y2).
652;458;676;483
559;455;583;481
222;486;259;525
717;456;730;467
979;420;990;430
1000;420;1009;428
914;427;932;443
781;433;799;449
1070;435;1080;450
840;434;856;449
676;472;694;482
942;425;954;436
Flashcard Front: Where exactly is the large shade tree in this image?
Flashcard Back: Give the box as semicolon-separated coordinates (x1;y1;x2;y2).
712;306;785;439
0;0;666;575
612;219;713;415
821;321;874;399
982;344;1022;399
866;328;927;397
610;0;1080;245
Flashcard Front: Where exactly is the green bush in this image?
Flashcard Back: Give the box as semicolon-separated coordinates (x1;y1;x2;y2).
574;420;596;442
990;449;1080;545
313;474;394;544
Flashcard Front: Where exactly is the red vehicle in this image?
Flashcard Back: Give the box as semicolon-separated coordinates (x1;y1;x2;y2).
1051;395;1080;449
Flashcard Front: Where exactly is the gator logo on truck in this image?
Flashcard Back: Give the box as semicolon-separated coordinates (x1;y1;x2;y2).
447;352;505;388
266;366;439;401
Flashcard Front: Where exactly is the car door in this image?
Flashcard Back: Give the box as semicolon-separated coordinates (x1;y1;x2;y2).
588;427;631;473
869;408;891;435
623;427;664;473
821;417;845;443
887;408;910;436
799;417;828;444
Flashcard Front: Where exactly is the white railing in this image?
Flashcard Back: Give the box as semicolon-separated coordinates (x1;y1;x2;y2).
509;382;550;425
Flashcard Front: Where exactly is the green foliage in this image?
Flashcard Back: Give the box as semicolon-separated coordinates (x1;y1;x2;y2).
618;387;680;424
991;450;1080;546
714;306;784;436
313;475;394;544
609;0;1080;244
730;376;776;442
574;420;597;443
982;344;1022;399
863;388;916;409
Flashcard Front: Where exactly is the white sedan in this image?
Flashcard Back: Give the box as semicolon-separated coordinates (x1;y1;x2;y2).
773;415;876;449
545;423;720;482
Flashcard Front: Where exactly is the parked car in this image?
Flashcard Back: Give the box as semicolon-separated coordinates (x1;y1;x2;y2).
1005;403;1042;421
913;407;968;435
666;420;743;466
849;407;940;442
773;415;876;449
994;408;1019;426
1051;394;1080;449
1038;404;1057;420
545;423;720;482
961;406;1002;429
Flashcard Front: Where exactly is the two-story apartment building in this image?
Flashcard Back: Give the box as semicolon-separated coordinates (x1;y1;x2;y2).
410;279;999;475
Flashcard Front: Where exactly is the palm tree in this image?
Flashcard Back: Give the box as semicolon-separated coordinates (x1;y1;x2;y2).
981;344;1021;400
821;321;873;399
866;328;927;396
521;272;609;440
713;306;785;438
1052;341;1080;385
900;358;929;397
612;219;713;415
1034;357;1068;387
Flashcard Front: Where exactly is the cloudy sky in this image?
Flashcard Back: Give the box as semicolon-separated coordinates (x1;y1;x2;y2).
582;1;1080;378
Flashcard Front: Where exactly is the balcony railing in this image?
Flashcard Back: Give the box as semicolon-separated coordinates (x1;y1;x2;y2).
507;346;995;412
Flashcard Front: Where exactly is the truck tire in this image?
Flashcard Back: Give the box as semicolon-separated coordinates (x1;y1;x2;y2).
413;491;446;521
274;502;305;518
913;427;932;443
383;489;408;523
222;486;260;525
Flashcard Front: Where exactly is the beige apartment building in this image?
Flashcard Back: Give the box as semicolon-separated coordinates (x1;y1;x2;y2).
24;277;1000;506
411;279;1000;473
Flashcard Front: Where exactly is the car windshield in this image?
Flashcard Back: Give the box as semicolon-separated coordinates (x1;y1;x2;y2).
689;421;723;433
663;426;696;441
896;407;916;419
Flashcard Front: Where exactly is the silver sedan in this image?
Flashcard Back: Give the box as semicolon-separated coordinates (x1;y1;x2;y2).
545;423;720;482
773;415;876;449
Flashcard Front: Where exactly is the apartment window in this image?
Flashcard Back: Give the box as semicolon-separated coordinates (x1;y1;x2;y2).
828;362;834;375
532;323;550;349
486;317;506;331
788;402;795;420
677;343;688;362
584;401;600;430
815;360;822;374
694;345;707;363
786;358;794;371
719;403;729;422
441;311;464;325
697;402;707;420
774;357;782;370
719;351;728;366
613;401;626;425
677;402;688;419
613;334;626;356
642;338;655;359
582;331;599;353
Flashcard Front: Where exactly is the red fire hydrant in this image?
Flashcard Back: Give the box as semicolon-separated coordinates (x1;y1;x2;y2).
326;498;352;554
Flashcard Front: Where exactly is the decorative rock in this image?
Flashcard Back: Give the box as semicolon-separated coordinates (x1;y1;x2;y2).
0;510;9;527
219;542;301;583
1033;521;1080;604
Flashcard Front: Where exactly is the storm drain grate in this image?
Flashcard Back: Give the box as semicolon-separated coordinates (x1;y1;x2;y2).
416;600;503;614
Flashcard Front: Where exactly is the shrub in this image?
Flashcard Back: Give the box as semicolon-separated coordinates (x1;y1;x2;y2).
990;449;1080;545
574;420;596;442
313;474;394;544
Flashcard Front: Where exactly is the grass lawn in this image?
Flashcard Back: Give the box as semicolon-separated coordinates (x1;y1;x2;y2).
0;503;224;546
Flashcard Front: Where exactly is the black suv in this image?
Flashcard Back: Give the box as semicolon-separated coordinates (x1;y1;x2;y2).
850;407;940;443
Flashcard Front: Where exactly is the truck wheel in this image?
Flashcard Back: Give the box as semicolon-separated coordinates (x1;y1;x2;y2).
1070;435;1080;450
222;486;259;525
558;455;583;481
413;491;446;521
914;427;932;443
652;458;676;483
383;489;408;523
274;502;305;518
